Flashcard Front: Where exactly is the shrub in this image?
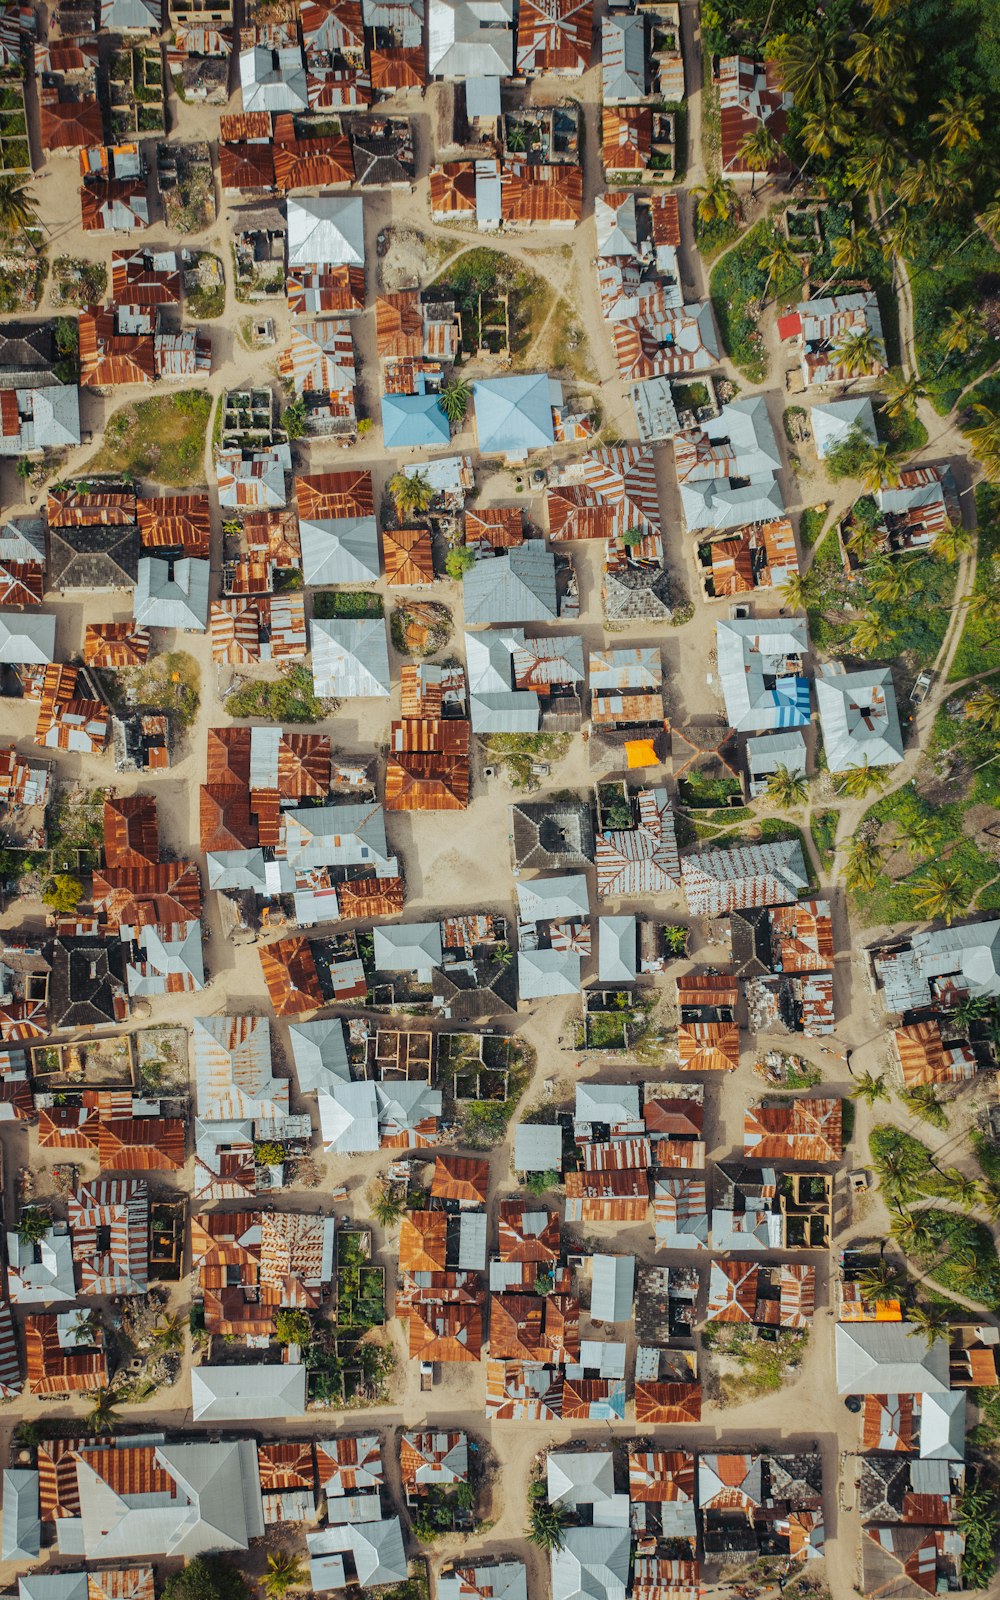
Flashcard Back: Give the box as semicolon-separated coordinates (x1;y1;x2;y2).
273;1308;312;1347
43;874;83;913
445;545;477;579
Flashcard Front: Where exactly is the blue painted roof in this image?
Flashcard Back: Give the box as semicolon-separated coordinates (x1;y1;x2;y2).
768;676;811;727
472;373;557;454
382;393;451;448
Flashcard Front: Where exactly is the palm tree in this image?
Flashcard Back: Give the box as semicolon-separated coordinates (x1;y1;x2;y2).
780;568;808;611
765;764;809;809
369;1182;406;1227
891;1210;936;1258
264;1552;306;1599
951;994;993;1030
771;28;838;104
845;27;907;86
388;470;433;518
845;835;883;891
847;517;886;566
851;1070;891;1107
17;1208;50;1246
830;228;873;278
858;1260;907;1301
881;208;915;263
860;445;901;494
850;611;894;656
847;143;901;198
835;327;885;384
906;814;939;858
911;863;971;926
867;555;921;605
739;124;780;194
965;684;1000;735
877;1144;913;1199
151;1313;185;1354
758;236;797;301
930;521;972;563
947;1172;985;1211
528;1499;569;1552
907;1301;952;1347
800;108;850;161
439;377;471;424
692;174;735;224
87;1385;123;1436
904;1082;946;1122
967;408;1000;482
940;306;985;362
839;759;888;799
880;370;926;420
0;177;39;243
930;93;984;150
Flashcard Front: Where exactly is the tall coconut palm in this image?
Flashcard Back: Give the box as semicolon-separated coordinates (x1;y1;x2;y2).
758;236;797;301
965;684;1000;735
439;377;471;424
904;1082;946;1122
940;306;985;361
975;194;1000;247
906;814;940;859
948;1172;986;1211
739;124;780;194
858;1260;907;1301
869;554;925;605
845;835;883;891
830;228;873;278
18;1208;50;1245
845;27;908;85
930;521;972;564
369;1182;406;1227
847;142;901;197
780;569;809;611
529;1499;569;1552
907;1301;952;1347
891;1209;936;1258
860;445;901;494
151;1313;185;1354
770;28;838;104
839;759;888;799
765;764;809;809
800;107;850;161
264;1552;306;1599
388;470;433;518
881;208;915;262
835;326;885;384
848;516;886;567
850;1070;891;1106
850;610;894;656
881;370;926;420
692;174;735;224
930;93;984;151
87;1385;123;1436
0;178;39;243
911;863;971;926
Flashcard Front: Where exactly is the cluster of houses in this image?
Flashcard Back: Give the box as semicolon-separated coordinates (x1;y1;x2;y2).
836;1264;999;1596
538;1445;824;1600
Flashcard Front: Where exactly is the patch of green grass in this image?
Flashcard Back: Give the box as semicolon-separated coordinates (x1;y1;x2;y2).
185;254;226;319
708;1325;809;1405
809;810;838;875
868;1124;954;1202
850;781;1000;925
949;485;1000;681
970;1387;1000;1456
709;218;781;382
312;590;384;620
798;507;828;548
909;1209;1000;1311
804;527;955;667
225;666;328;724
85;391;210;487
482;733;571;789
